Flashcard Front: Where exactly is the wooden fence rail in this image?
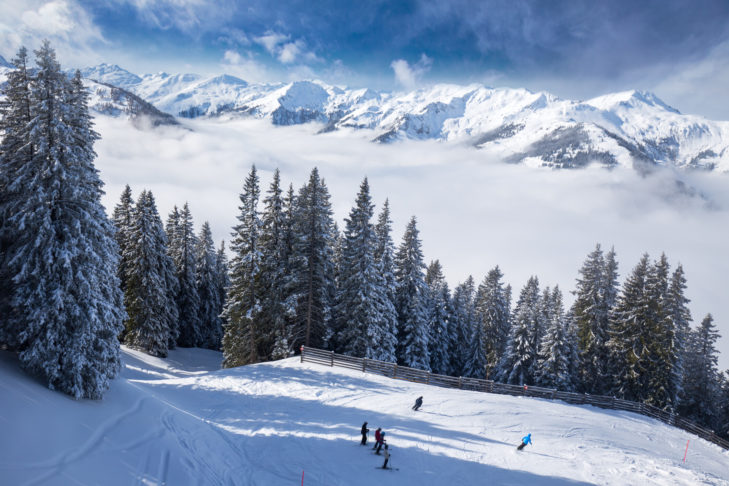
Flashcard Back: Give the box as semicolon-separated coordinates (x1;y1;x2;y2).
300;346;729;451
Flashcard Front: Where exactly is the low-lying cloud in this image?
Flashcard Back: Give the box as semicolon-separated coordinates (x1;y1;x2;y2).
93;116;729;369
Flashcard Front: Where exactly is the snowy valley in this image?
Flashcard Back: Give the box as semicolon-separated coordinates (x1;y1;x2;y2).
1;346;727;486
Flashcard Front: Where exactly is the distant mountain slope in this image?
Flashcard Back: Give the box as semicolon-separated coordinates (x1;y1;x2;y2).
2;346;727;485
3;60;729;171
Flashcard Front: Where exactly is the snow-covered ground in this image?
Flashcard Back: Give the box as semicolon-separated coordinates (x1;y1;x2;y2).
1;347;727;485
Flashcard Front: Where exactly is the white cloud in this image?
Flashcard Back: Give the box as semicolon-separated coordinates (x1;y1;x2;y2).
391;54;433;90
220;49;271;84
253;31;321;66
0;0;106;66
92;116;729;369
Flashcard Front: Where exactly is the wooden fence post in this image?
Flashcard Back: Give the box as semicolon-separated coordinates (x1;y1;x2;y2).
362;358;367;373
330;350;334;367
393;364;397;378
458;377;462;389
300;346;304;363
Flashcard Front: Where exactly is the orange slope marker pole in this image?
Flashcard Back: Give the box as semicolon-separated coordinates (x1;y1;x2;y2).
683;440;690;462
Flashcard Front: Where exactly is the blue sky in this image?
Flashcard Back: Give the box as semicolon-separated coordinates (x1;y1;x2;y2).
2;0;729;117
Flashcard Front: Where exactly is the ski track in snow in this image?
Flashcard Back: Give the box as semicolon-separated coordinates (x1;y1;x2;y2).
1;347;728;485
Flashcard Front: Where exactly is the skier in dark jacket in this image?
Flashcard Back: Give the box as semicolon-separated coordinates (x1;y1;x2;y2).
412;396;423;411
372;427;382;450
381;444;390;469
360;422;369;445
517;433;532;450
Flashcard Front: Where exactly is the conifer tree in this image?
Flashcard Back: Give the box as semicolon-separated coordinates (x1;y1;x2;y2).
287;168;336;350
0;47;34;346
608;254;652;401
112;185;135;295
572;244;611;394
124;190;179;357
271;184;298;359
475;266;511;379
335;178;393;359
0;42;125;398
213;241;229;350
258;169;291;359
170;203;201;347
394;216;430;370
222;166;263;367
498;277;540;385
373;200;398;363
536;287;576;390
678;314;722;427
426;260;450;374
450;277;477;376
195;222;223;350
464;277;488;378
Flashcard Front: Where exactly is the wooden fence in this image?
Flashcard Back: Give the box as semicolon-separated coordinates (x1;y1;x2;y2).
300;346;729;451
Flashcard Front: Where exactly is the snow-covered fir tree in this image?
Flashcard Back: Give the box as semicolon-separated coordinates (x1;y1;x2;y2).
0;42;125;398
222;166;263;367
475;266;511;379
169;203;201;347
213;241;229;350
195;222;223;350
535;287;576;390
123;190;179;357
0;47;34;347
426;260;450;374
678;314;722;428
112;185;135;296
335;178;394;360
464;277;488;378
258;169;292;359
497;276;541;385
450;276;477;377
287;168;336;350
372;199;398;363
607;254;652;402
572;244;614;394
394;216;430;371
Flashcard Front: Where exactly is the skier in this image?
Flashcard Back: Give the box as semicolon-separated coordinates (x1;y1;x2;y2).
412;396;423;411
360;422;369;445
372;427;382;450
381;444;390;469
375;431;386;454
517;433;532;451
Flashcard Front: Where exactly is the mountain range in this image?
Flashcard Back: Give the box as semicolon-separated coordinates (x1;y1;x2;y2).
2;57;729;172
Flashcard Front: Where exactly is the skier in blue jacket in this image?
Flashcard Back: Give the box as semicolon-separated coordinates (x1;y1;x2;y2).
517;433;532;451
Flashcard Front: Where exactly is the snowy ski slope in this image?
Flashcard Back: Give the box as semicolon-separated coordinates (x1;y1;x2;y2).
0;346;727;485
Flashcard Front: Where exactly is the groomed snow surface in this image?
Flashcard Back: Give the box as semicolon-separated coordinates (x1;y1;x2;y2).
1;347;727;486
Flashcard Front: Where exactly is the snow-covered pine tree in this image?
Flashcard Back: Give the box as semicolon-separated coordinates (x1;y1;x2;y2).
643;253;681;410
426;260;450;374
335;178;393;360
372;199;398;363
0;42;125;398
271;183;298;359
195;222;223;350
0;47;34;347
535;286;576;390
678;314;722;428
661;264;692;409
497;276;541;385
165;205;180;257
287;168;336;350
112;185;134;296
572;244;611;394
123;190;179;357
394;216;430;371
258;169;292;359
222;166;263;367
475;266;511;379
170;203;201;347
607;253;652;402
450;277;477;377
212;240;229;350
718;371;729;440
463;277;488;378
